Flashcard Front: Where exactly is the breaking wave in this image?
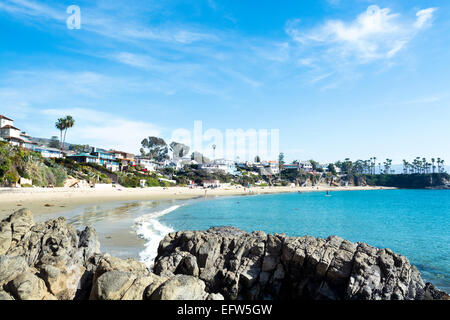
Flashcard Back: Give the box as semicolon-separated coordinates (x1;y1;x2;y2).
134;205;181;268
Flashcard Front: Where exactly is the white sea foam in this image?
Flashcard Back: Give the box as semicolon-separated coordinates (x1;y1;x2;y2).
134;205;181;268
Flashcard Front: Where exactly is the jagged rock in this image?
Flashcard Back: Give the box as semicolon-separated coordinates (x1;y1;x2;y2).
38;262;86;300
121;274;163;300
78;226;100;265
154;251;199;277
0;221;12;255
89;254;168;300
91;270;137;300
0;209;100;300
0;255;28;286
90;254;149;286
149;275;209;300
0;290;14;300
0;209;34;255
8;209;34;245
1;210;447;301
154;226;448;300
144;275;170;300
8;272;54;300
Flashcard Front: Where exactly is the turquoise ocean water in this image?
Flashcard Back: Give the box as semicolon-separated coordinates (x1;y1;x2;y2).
158;189;449;292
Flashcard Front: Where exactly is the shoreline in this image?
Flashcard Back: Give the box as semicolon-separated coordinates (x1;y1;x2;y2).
0;185;395;217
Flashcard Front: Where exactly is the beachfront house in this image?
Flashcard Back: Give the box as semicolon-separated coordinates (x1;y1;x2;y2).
135;156;159;172
0;115;34;147
20;132;38;150
260;160;280;175
300;161;314;172
67;147;120;172
202;179;221;188
200;159;238;175
108;150;135;171
283;163;300;171
34;146;63;158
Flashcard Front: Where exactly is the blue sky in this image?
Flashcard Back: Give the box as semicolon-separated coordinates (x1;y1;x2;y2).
1;0;449;164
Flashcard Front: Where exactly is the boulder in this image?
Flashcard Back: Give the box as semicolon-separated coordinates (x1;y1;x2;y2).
9;272;52;300
91;270;137;300
0;290;14;300
0;255;28;286
38;262;86;300
0;221;12;255
149;275;208;300
0;209;100;300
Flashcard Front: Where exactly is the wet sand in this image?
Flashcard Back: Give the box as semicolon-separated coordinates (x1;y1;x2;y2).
0;185;395;218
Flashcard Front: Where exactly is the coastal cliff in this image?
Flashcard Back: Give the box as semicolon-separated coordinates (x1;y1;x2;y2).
0;209;447;300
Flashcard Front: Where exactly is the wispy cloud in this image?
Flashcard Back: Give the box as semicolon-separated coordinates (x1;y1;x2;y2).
286;5;437;62
0;0;65;20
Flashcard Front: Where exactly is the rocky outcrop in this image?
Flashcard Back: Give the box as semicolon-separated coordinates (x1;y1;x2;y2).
0;209;219;300
0;209;101;300
154;226;449;300
0;210;447;300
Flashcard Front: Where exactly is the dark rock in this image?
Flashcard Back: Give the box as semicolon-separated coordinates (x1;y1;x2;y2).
1;210;447;301
154;226;448;300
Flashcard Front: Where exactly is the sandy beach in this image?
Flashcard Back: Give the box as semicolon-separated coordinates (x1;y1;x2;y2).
0;185;395;217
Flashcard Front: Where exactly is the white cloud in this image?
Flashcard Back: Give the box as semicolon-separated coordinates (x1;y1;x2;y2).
287;5;437;62
0;0;65;20
41;108;161;153
0;0;218;45
414;8;437;29
310;72;334;84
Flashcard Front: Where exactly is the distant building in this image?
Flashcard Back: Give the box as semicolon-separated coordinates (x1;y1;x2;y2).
108;150;135;171
260;160;280;175
283;164;300;170
67;147;119;172
299;161;314;172
0;115;33;147
34;146;63;158
20;132;38;150
135;156;158;172
167;157;198;171
200;159;238;175
0;115;14;128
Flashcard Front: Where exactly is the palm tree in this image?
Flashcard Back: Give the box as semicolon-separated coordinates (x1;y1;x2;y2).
62;115;75;153
431;158;436;174
402;160;408;174
373;157;377;174
211;144;216;160
55;118;66;157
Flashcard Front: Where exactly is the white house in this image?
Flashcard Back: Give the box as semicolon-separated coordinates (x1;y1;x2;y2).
300;161;314;172
35;146;63;158
135;157;158;172
0;115;14;128
200;159;238;175
260;160;280;175
0;115;32;147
